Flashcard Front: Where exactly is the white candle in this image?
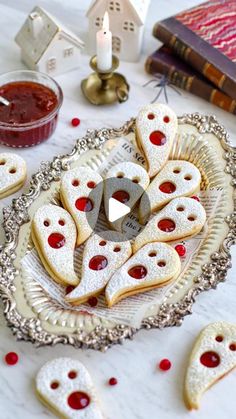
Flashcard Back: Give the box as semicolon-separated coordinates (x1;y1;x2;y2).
96;11;112;71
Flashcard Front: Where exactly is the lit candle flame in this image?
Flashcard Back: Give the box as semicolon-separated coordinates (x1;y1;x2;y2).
103;11;109;32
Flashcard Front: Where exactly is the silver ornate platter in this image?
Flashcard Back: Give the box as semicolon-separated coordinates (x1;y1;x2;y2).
0;113;235;352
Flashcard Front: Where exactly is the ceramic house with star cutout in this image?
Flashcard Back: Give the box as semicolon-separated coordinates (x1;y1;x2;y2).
87;0;150;62
15;6;84;76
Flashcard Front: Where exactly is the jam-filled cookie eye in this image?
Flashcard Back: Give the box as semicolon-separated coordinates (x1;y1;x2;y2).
44;220;50;227
72;179;79;187
229;343;236;351
163;116;170;123
177;206;184;212
147;113;155;120
157;260;166;267
215;335;224;342
50;381;60;390
116;172;124;178
173;168;181;174
9;168;16;174
58;219;65;226
87;181;96;189
68;371;77;379
0;159;6;165
148;251;157;257
184;175;192;181
132;177;140;184
99;240;107;246
188;216;196;222
113;246;121;252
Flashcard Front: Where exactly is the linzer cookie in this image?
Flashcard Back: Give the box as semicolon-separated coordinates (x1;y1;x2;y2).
104;162;149;232
36;357;104;419
60;167;103;246
105;242;181;307
0;153;26;199
136;103;178;178
31;204;78;286
184;322;236;410
66;231;132;305
134;197;206;252
139;160;201;224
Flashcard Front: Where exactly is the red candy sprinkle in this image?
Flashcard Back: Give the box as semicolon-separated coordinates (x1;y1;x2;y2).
159;181;176;194
191;195;200;202
71;118;80;127
75;197;93;212
5;352;19;366
158;219;176;232
48;233;66;249
109;377;118;386
67;392;90;410
88;296;98;307
112;190;130;204
89;255;108;271
200;351;220;368
128;265;147;279
175;244;186;257
149;131;167;146
159;359;171;371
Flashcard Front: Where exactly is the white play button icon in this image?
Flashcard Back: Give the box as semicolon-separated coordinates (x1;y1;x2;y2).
108;197;130;223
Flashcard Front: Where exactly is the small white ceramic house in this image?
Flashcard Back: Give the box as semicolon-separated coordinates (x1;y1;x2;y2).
87;0;150;62
15;6;84;76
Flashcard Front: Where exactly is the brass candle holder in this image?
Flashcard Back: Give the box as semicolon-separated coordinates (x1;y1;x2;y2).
81;55;129;105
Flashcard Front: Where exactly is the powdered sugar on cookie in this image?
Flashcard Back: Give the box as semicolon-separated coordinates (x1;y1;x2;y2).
106;242;181;307
184;322;236;410
36;357;104;419
0;152;26;198
136;104;178;178
134;197;206;252
66;231;132;305
139;160;201;224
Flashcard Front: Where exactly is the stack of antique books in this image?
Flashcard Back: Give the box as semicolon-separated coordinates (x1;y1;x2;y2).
146;0;236;114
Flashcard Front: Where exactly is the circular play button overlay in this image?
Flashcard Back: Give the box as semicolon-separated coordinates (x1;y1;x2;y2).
85;176;151;243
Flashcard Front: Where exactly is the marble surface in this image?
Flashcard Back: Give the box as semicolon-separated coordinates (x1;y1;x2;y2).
0;1;236;418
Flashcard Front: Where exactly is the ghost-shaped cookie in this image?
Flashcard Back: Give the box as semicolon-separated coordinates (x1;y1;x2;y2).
66;230;132;305
184;322;236;410
31;204;78;286
133;197;206;253
60;167;103;246
104;162;150;232
36;357;104;419
136;103;178;178
139;160;201;224
105;242;181;307
0;153;26;199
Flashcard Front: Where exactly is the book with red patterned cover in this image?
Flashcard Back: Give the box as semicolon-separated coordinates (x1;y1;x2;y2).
145;46;236;114
153;0;236;99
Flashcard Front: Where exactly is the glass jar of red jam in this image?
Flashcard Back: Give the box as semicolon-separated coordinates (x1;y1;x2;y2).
0;70;63;147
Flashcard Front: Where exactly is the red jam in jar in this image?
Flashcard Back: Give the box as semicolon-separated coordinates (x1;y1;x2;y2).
0;71;62;147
